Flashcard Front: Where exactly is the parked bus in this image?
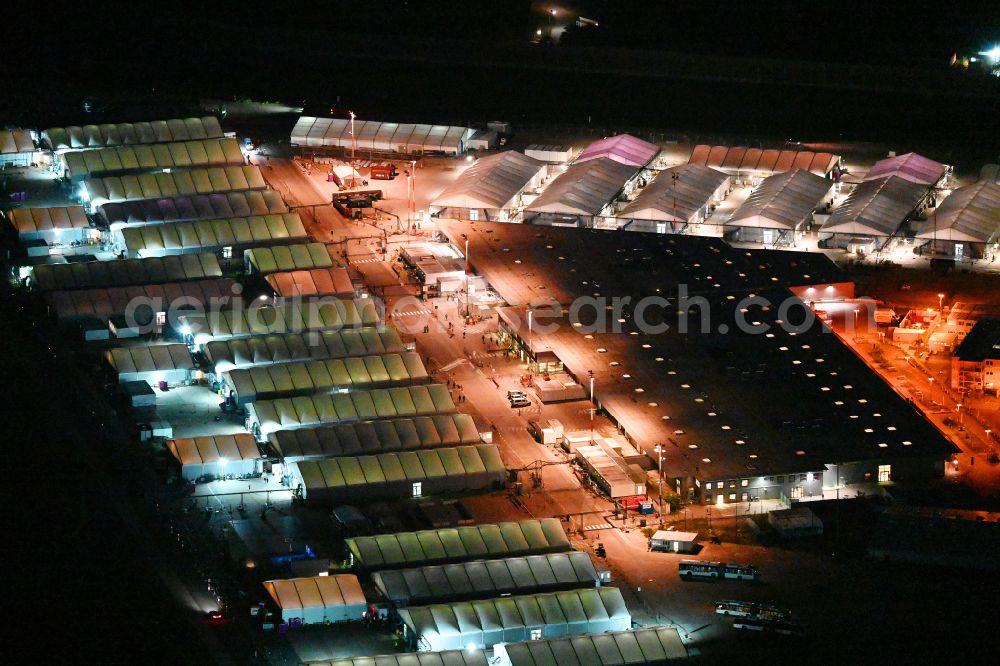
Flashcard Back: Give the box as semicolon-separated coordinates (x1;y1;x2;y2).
733;617;806;636
715;601;790;620
679;561;759;580
722;563;759;581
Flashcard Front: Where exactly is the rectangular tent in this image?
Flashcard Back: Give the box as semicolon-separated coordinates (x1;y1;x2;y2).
575;134;660;168
262;574;367;624
398;588;630;651
166;433;261;480
99;191;287;227
246;243;334;274
689;144;840;179
183;298;381;346
725;168;833;244
269;413;480;462
346;518;571;571
5;206;93;244
0;129;36;166
373;552;599;606
246;384;456;437
83;165;267;205
288;444;505;503
915;182;1000;258
222;351;428;405
32;254;222;291
42;116;223;151
104;344;194;383
525;158;638;225
266;267;355;298
430;151;546;221
309;650;489;666
291;116;474;155
821;176;929;244
115;213;308;258
493;627;687;666
49;278;235;324
617;163;730;231
205;327;403;371
61;138;244;181
864;152;946;186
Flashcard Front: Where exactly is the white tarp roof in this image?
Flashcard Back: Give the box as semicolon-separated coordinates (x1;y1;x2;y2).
310;650;489;666
373;552;599;605
0;130;34;154
183;298;381;344
99;191;287;226
864;152;946;186
118;213;307;255
266;267;354;298
916;182;1000;243
105;344;194;375
205;327;403;370
42;116;223;151
167;433;261;467
49;279;235;322
576;134;660;168
689;144;840;177
822;176;928;237
84;165;267;204
246;243;334;274
263;574;366;611
269;413;480;461
496;627;687;666
7;206;89;237
618;163;729;223
346;518;570;570
291;116;474;154
247;384;456;435
33;254;222;291
527;158;638;216
62;138;244;179
431;152;545;210
727;168;832;230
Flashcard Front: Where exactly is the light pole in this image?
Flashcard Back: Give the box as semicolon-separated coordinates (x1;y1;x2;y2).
957;402;964;424
853;307;860;333
589;372;595;440
656;444;665;520
348;111;356;189
938;292;945;311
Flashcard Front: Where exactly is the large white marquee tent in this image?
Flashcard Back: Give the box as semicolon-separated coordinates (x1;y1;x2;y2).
99;191;287;227
291;117;474;155
42;116;224;151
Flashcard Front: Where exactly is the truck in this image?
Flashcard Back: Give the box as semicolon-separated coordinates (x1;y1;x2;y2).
370;164;397;180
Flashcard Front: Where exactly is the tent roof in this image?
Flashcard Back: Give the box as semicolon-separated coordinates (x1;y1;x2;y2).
916;182;1000;243
205;327;403;370
99;190;287;226
84;165;266;204
499;627;687;666
864;152;945;186
576;135;660;168
167;433;260;466
727;168;832;230
431;152;545;210
528;158;637;216
33;254;221;291
266;267;354;298
262;574;366;610
822;176;928;237
42;116;223;151
618;163;729;222
61;138;243;179
291;116;473;152
346;518;570;570
118;213;307;254
7;206;89;235
105;344;194;374
183;298;380;343
0;130;35;154
689;144;839;176
980;164;1000;185
309;651;488;666
51;279;235;322
247;243;334;274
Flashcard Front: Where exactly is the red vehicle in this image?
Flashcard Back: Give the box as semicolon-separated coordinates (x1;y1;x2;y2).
202;610;232;626
370;164;397;180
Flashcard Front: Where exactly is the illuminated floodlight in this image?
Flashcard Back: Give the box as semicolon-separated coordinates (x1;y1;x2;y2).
979;46;1000;63
78;185;90;202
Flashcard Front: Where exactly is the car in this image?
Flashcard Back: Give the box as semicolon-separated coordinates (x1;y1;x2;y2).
507;390;528;400
510;398;532;408
202;610;232;626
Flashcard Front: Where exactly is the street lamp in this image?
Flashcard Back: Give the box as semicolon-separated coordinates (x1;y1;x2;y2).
853;307;860;332
348;111;356;188
938;293;945;311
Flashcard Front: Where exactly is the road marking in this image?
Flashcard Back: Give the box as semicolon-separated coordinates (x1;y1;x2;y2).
396;309;431;317
584;522;614;531
351;257;383;265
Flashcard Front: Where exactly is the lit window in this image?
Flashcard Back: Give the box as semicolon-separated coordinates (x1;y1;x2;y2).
412;482;422;498
530;629;542;640
878;464;891;483
790;486;803;499
222;246;233;259
741;479;748;487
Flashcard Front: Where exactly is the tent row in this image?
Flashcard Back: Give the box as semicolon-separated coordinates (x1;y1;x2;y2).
166;433;262;480
267;267;355;298
822;175;929;240
42;116;223;151
916;182;1000;245
246;384;456;437
1;129;34;155
527;158;638;219
83;165;267;204
5;206;91;242
263;574;367;624
105;344;194;383
290;444;506;504
291;116;474;155
864;152;946;186
309;651;488;666
205;327;403;371
62;138;244;180
398;588;631;652
617;163;730;228
345;518;571;571
726;168;833;232
183;298;381;346
494;627;688;666
575;134;660;169
99;190;287;227
32;254;222;291
222;352;428;405
688;144;840;178
49;278;236;324
115;213;308;258
429;151;546;219
246;243;334;274
268;413;480;462
372;552;600;606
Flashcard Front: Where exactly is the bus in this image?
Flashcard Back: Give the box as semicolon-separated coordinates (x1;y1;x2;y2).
733;617;806;636
715;601;790;621
721;563;759;581
679;561;759;580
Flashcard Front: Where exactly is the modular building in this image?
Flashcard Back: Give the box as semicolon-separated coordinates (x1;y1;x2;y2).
99;190;287;227
114;213;308;259
32;254;222;291
524;145;574;164
288;444;506;504
725;168;833;245
42;116;224;151
166;433;262;480
345;518;571;571
246;384;456;437
105;344;195;384
82;165;267;206
649;531;699;554
372;551;600;606
269;413;480;462
399;587;631;651
204;327;403;372
291;116;474;155
5;206;94;245
575;442;646;499
60;137;245;181
616;163;729;233
430;151;546;222
262;574;367;624
493;627;688;666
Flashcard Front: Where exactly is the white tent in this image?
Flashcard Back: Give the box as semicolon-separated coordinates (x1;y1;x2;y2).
916;182;1000;244
6;206;92;244
527;158;638;219
689;144;840;178
291;116;474;155
99;190;287;227
822;176;928;239
115;213;308;258
105;344;194;383
33;254;222;291
0;129;36;166
726;168;832;230
61;138;244;181
204;327;403;371
166;433;261;480
42;116;223;151
262;574;367;624
50;279;235;324
618;163;730;226
431;151;546;217
494;627;688;666
245;243;333;274
310;650;488;666
83;165;267;205
266;267;355;298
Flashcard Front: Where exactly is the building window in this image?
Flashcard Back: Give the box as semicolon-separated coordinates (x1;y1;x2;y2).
656;222;667;234
412;482;422;498
222;246;233;259
777;475;786;484
800;474;807;482
741;492;749;502
740;479;748;487
790;486;804;499
728;493;736;500
878;465;891;483
530;629;542;640
705;494;712;503
728;480;736;488
469;209;480;221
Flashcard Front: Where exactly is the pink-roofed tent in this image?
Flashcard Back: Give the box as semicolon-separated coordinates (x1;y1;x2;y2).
575;134;660;168
864;152;945;186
